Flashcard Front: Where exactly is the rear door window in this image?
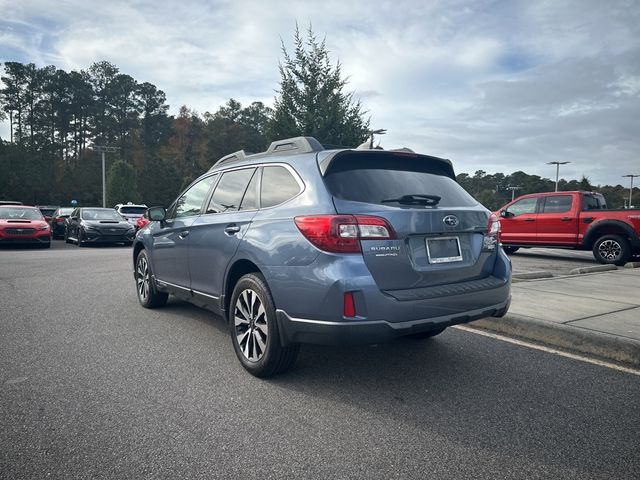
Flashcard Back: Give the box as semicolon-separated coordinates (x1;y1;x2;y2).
207;168;256;214
323;153;477;207
261;166;302;208
541;195;572;213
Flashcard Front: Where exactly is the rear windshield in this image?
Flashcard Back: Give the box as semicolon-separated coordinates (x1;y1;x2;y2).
324;153;478;207
57;208;74;216
39;208;58;216
0;207;44;220
82;209;124;221
119;207;147;215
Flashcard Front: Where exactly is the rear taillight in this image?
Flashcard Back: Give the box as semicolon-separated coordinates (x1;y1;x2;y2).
487;213;500;238
294;215;396;253
485;213;500;250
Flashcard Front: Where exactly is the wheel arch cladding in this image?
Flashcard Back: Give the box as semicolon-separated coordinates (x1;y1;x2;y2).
225;259;262;315
584;220;637;248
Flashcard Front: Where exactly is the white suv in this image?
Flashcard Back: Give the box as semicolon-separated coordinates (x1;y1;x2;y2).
114;202;148;227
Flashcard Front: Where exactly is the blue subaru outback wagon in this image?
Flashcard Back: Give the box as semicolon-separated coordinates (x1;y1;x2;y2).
133;137;511;377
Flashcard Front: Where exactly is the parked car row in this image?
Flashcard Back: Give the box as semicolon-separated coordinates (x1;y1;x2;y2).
0;203;150;248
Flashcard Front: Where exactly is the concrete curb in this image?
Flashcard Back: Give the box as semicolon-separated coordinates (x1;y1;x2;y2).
470;314;640;367
512;271;553;281
625;261;640;269
569;265;617;275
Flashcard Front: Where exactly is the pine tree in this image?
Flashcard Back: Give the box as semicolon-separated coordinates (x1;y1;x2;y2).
269;25;369;147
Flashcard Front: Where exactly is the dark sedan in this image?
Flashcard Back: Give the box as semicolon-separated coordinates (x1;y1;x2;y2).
49;207;74;239
65;207;135;247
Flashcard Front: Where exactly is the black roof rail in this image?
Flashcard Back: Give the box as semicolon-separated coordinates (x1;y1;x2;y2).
209;136;325;171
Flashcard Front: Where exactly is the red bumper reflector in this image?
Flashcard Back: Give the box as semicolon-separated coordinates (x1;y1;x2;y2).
344;292;356;317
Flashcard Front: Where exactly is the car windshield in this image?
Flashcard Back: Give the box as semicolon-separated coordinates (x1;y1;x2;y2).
119;206;147;215
57;208;74;216
81;209;125;221
0;207;44;220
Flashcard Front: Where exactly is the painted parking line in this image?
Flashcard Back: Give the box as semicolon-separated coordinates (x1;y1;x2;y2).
454;325;640;377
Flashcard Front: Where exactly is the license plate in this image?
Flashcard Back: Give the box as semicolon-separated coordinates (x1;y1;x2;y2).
426;236;463;263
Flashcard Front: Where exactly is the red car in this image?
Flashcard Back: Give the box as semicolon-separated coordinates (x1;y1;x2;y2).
136;210;150;231
0;205;52;248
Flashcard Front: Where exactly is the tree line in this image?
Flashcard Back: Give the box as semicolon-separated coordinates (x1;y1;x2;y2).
0;27;369;207
457;170;637;210
0;27;636;209
0;59;278;207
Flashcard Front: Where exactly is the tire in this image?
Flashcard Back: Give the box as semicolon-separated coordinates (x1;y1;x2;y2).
406;326;447;340
77;229;86;247
229;273;299;377
64;230;71;244
135;249;168;308
502;246;520;254
592;234;630;266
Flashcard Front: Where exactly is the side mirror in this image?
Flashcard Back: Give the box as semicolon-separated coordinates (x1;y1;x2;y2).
148;206;167;222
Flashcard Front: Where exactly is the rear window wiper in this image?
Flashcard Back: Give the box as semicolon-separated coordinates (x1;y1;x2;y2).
381;194;441;206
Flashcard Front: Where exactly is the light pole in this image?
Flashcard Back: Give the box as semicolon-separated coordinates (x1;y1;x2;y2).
92;146;120;207
506;186;522;201
622;174;639;208
547;161;570;192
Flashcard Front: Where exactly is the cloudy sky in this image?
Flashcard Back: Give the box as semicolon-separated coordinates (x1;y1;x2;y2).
1;0;639;186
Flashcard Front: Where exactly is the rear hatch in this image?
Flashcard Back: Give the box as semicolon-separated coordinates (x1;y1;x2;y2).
322;150;496;291
118;206;147;225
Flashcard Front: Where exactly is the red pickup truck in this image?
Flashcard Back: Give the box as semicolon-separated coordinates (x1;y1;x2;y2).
496;191;640;265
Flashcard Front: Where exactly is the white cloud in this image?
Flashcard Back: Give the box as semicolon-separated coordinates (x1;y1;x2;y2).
1;0;639;185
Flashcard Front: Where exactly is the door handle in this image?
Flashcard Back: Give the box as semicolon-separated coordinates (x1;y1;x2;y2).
523;218;535;222
560;217;572;222
225;224;241;235
178;230;189;239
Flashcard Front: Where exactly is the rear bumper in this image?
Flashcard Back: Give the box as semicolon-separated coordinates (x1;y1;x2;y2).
266;247;512;346
276;297;510;346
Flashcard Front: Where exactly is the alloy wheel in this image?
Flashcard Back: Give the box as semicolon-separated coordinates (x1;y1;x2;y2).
234;289;268;362
136;255;150;301
598;239;621;261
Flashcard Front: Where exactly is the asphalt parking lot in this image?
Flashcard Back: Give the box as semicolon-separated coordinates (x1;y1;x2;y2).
1;242;639;479
506;247;597;276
